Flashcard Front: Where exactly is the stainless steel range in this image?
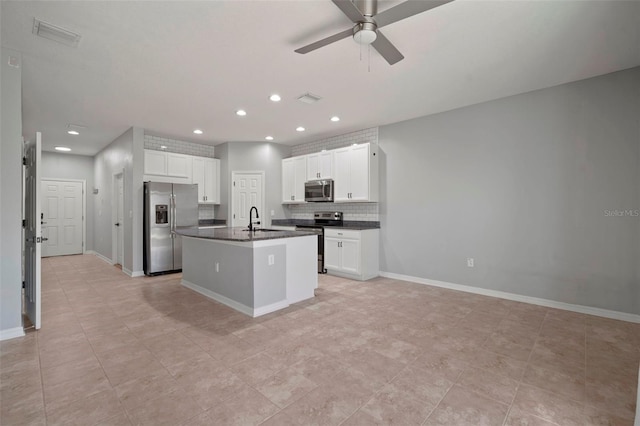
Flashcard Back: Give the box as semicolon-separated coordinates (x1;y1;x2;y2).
295;211;343;273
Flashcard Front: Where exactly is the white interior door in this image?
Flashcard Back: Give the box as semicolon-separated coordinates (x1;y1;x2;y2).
116;174;124;265
41;180;83;257
24;132;42;329
231;172;264;228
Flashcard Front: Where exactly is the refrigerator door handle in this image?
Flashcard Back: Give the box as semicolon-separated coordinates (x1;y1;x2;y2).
170;194;176;238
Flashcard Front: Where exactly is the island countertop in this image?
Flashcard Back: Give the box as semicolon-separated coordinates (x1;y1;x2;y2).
177;227;317;242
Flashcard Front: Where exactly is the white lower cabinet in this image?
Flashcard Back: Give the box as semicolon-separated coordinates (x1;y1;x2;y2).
324;228;379;281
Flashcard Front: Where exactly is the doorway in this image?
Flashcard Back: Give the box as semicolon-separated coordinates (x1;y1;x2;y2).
41;179;85;257
112;172;124;267
231;171;265;228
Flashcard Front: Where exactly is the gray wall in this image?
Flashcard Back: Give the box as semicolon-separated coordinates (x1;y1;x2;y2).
41;152;95;251
379;67;640;315
93;127;145;275
216;142;291;226
0;47;23;336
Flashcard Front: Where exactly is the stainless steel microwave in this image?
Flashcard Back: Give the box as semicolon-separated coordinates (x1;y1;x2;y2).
305;179;334;202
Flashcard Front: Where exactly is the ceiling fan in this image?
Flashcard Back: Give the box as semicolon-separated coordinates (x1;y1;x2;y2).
295;0;453;65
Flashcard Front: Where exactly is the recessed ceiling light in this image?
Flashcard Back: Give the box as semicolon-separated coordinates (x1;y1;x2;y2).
193;129;203;135
67;130;79;135
330;116;340;122
236;109;247;116
265;136;274;141
296;127;306;132
160;145;167;150
269;94;281;102
55;146;71;152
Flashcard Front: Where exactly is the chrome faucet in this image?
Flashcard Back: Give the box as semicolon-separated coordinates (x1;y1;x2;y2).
248;206;260;232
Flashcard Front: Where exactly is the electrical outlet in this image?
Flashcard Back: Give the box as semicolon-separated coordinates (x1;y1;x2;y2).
215;262;219;272
268;254;275;266
271;210;275;217
467;258;474;267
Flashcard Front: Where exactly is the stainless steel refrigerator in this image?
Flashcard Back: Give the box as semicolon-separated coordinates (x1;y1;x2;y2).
144;182;198;275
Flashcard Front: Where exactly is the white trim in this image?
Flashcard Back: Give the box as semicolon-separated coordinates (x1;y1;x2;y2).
131;270;144;277
254;300;290;317
181;279;289;317
182;279;253;316
379;271;640;324
41;178;86;255
112;170;125;268
0;327;26;341
86;250;113;265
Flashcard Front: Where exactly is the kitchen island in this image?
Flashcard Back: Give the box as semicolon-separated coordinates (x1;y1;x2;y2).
177;227;318;317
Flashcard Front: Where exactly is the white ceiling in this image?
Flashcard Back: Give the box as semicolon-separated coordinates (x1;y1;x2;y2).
2;1;639;156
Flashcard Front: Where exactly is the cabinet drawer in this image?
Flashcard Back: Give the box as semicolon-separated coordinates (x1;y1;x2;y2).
324;228;361;240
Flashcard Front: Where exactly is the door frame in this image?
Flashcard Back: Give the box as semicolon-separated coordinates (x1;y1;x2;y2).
41;178;86;255
111;170;125;265
230;171;265;228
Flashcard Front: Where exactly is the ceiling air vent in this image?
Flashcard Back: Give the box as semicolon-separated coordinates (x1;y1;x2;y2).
32;18;81;47
297;93;322;104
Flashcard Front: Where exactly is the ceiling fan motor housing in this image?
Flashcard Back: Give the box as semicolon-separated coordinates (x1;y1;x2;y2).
354;0;377;17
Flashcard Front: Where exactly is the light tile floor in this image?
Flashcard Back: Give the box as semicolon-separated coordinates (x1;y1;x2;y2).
1;254;638;425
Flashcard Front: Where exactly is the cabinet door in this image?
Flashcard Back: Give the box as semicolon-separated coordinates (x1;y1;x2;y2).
340;239;361;274
306;154;320;180
282;159;294;202
293;156;307;202
144;150;167;175
349;144;369;201
192;157;206;202
323;237;342;271
319;151;333;179
333;147;351;201
167;153;191;179
205;158;219;203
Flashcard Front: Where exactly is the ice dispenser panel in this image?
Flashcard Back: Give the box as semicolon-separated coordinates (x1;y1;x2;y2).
155;205;168;224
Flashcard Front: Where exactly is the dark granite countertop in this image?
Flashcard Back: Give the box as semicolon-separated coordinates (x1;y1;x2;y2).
177;227;317;242
271;219;380;230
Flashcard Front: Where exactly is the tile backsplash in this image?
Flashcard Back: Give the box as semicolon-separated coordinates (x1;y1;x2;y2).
144;133;215;158
198;204;215;220
290;127;378;157
288;202;378;221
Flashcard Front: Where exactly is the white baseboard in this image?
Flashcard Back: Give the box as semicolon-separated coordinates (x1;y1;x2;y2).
86;250;113;265
130;271;144;277
379;271;640;324
0;327;26;341
254;300;290;317
182;279;254;317
182;279;290;318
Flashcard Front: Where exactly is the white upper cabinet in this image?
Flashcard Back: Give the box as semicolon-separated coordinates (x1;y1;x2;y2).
144;150;167;176
282;156;307;203
192;157;220;204
144;149;192;182
166;153;191;179
333;143;378;202
306;151;333;180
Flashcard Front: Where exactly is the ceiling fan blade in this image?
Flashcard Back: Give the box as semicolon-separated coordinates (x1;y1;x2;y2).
332;0;366;23
375;0;453;28
371;31;404;65
295;28;354;54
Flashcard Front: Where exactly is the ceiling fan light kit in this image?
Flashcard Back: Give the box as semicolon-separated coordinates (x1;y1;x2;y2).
353;22;377;45
295;0;453;65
